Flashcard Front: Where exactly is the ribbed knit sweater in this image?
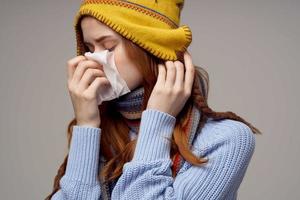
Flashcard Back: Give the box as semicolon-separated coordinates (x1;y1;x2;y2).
51;108;255;200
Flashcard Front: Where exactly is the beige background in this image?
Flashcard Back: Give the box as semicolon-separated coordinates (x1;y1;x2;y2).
0;0;299;199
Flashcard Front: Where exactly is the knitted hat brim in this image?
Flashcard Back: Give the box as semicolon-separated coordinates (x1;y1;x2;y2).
74;1;192;61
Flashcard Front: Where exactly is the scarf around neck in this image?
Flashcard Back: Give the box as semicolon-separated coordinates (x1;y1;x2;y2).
112;86;145;134
99;85;202;200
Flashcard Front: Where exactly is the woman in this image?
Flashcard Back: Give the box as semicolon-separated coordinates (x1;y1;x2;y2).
46;0;261;199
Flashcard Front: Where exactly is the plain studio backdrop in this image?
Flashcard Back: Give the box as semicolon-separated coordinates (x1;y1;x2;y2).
0;0;299;199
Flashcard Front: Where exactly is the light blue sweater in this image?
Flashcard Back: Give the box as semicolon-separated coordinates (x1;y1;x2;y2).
51;109;256;200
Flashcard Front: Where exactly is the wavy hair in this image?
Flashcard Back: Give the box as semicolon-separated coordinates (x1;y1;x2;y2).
45;27;262;200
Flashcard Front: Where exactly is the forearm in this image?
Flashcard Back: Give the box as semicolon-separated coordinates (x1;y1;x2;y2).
51;125;102;200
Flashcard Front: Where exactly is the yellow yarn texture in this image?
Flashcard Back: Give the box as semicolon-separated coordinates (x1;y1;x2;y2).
74;0;192;61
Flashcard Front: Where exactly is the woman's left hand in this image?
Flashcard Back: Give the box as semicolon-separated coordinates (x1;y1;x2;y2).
146;51;195;118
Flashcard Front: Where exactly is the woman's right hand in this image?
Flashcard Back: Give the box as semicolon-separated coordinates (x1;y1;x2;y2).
66;55;111;128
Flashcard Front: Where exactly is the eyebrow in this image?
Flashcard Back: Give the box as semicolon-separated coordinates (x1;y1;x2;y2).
84;35;114;46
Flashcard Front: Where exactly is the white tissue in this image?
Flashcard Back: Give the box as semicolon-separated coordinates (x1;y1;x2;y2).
84;50;131;105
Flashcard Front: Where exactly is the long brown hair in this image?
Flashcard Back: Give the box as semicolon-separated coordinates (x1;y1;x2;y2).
45;33;262;199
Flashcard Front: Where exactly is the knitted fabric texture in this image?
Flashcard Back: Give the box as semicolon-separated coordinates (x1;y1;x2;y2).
112;85;202;176
73;0;192;61
96;85;202;199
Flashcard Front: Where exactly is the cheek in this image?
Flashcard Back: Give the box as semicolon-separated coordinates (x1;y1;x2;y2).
114;54;138;76
114;54;142;84
114;54;126;74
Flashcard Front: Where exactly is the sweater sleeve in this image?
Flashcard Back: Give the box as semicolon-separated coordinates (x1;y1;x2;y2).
111;109;256;200
51;125;102;200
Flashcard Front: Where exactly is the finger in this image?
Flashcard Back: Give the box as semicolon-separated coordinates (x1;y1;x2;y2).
79;68;106;90
165;61;176;87
85;76;111;98
174;61;184;88
183;52;195;92
157;63;166;85
67;56;86;82
72;60;103;84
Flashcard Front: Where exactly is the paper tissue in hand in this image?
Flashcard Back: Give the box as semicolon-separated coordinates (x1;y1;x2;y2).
84;50;131;105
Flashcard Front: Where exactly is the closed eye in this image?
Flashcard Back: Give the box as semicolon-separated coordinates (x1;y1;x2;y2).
85;46;115;53
108;46;115;52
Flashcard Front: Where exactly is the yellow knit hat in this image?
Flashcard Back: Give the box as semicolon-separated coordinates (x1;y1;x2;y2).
73;0;192;61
